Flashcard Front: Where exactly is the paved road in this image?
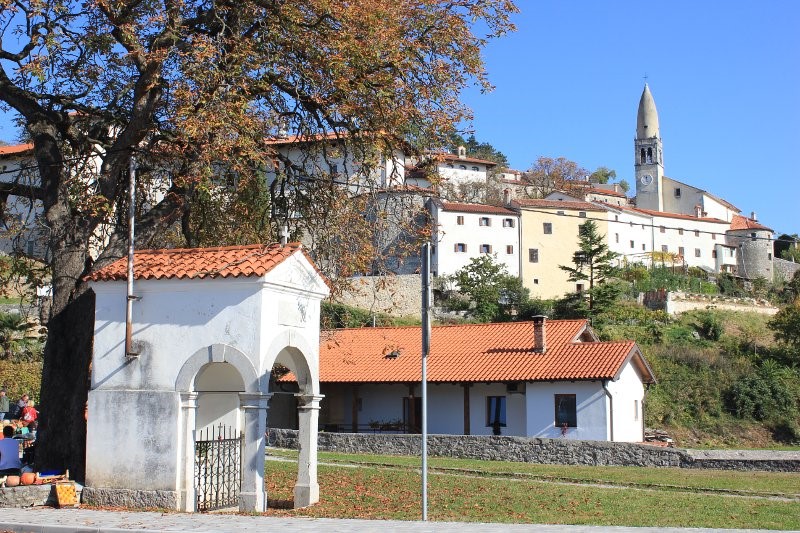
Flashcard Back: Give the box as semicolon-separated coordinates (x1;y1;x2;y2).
0;508;794;533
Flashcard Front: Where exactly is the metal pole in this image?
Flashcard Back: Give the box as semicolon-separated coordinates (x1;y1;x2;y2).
421;243;431;521
125;157;139;357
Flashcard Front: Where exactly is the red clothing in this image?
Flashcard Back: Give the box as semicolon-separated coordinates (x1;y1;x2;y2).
20;406;37;424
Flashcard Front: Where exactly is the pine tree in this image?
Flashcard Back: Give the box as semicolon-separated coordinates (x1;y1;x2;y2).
559;220;618;311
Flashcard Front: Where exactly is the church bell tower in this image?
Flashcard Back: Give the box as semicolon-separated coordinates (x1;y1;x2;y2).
634;84;664;211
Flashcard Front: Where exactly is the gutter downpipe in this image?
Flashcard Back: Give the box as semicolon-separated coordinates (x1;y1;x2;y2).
125;157;140;358
602;380;614;442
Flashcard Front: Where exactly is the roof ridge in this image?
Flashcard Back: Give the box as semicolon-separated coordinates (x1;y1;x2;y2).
323;318;588;333
128;242;299;255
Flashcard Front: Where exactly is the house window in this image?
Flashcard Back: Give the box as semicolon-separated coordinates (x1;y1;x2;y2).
614;215;619;221
730;248;735;257
642;244;646;251
750;232;757;241
479;217;491;227
555;394;577;427
712;250;717;258
543;222;553;234
459;164;467;170
431;245;436;255
661;245;668;252
533;278;539;285
695;230;700;237
634;400;639;421
529;248;539;263
630;240;635;249
678;228;684;236
472;166;479;172
486;396;506;428
447;164;454;168
695;248;701;258
506;245;514;254
659;226;666;233
712;233;716;240
456;216;464;225
557;211;565;216
615;233;619;243
678;246;685;257
480;244;492;254
768;252;772;260
455;243;467;253
576;283;584;293
579;211;587;218
674;187;681;198
503;218;515;228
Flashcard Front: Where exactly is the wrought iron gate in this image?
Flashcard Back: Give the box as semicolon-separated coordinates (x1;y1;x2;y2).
195;424;243;512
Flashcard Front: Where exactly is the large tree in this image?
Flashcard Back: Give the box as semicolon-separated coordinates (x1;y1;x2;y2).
559;220;618;311
520;156;587;198
0;0;517;478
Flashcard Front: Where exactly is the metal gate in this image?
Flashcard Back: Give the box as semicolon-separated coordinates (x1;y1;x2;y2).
194;424;243;512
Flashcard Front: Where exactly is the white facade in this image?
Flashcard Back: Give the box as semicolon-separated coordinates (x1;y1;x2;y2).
430;200;520;278
86;249;329;511
319;367;648;442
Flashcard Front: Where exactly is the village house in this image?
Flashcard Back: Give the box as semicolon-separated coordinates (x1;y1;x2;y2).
277;317;655;442
429;199;520;278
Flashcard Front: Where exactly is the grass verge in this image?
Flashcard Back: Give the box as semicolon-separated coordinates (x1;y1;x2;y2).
265;448;800;530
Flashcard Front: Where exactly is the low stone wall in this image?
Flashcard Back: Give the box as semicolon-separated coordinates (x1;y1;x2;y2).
775;257;800;282
0;484;81;508
333;274;422;318
81;487;177;509
269;429;800;472
641;290;779;316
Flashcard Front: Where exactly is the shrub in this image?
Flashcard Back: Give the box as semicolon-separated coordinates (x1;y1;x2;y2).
694;311;724;341
726;362;798;422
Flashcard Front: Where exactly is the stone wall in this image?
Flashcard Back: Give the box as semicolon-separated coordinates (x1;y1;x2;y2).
333;274;422;318
268;429;800;472
640;290;778;316
775;257;800;282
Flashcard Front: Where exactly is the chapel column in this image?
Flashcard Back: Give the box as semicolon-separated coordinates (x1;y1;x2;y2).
294;393;324;508
178;392;198;512
239;392;271;512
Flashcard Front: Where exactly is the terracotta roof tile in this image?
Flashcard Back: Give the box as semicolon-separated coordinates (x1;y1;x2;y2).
0;143;34;156
440;201;517;216
631;207;729;224
515;199;607;211
87;243;312;282
729;214;772;232
438;153;498;166
303;320;654;384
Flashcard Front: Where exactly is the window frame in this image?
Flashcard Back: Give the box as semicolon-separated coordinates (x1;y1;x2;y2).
528;248;539;263
479;217;491;227
542;222;553;234
554;394;577;428
486;396;507;428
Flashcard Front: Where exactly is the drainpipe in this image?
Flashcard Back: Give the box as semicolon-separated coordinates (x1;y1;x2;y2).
602;380;614;441
125;158;140;358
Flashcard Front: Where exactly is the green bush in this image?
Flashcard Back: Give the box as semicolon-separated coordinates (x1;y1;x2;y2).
0;360;43;403
693;311;724;341
726;362;798;422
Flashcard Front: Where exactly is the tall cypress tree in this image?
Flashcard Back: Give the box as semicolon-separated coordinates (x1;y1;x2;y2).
559;220;618;311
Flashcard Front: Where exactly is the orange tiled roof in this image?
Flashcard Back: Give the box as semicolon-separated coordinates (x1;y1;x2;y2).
0;143;34;156
440;201;517;216
87;243;312;282
729;214;772;232
515;198;607;211
437;153;498;166
307;320;654;384
631;207;729;224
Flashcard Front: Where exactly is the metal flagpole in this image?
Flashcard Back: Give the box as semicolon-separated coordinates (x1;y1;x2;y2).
421;243;431;521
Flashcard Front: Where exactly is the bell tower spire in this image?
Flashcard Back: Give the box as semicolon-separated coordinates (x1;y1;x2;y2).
634;83;664;211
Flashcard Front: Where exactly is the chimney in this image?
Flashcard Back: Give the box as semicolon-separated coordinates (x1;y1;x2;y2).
532;315;547;353
750;211;757;221
694;205;702;218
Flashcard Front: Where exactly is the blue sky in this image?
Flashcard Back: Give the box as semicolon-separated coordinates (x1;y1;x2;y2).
459;1;799;236
1;2;798;235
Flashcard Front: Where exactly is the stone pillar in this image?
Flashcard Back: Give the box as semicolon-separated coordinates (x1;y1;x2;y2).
294;394;323;508
239;392;271;512
178;392;198;512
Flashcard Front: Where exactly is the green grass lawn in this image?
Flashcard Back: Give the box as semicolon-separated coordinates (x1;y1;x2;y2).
265;448;800;530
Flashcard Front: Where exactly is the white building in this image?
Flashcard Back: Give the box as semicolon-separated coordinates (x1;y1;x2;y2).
85;243;329;512
296;318;655;442
429;199;520;278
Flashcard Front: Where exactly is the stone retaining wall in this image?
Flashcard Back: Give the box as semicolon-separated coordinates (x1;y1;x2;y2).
333;275;422;318
775;257;800;282
269;429;799;472
641;290;779;316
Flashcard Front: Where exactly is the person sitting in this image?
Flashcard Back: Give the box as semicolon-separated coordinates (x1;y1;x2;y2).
0;426;21;476
20;400;37;426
